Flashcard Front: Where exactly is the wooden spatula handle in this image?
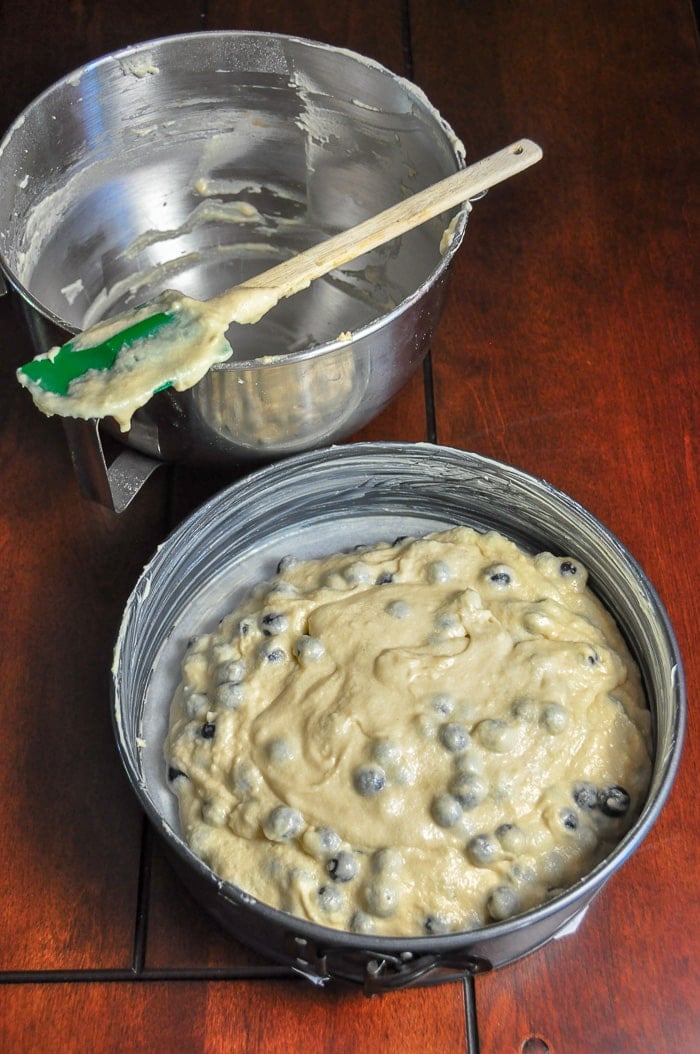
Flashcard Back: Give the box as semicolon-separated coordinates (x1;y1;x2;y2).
213;138;542;317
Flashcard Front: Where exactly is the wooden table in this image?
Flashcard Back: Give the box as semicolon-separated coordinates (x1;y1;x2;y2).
1;2;697;1050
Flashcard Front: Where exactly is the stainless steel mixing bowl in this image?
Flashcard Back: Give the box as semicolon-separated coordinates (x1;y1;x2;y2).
0;32;468;468
112;443;685;991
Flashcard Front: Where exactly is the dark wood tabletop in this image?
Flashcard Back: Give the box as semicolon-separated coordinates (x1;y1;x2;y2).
1;2;698;1051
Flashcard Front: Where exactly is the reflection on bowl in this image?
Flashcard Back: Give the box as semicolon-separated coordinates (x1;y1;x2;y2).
0;33;469;466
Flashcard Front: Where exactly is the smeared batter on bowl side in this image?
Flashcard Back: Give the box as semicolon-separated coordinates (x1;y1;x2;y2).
164;526;652;937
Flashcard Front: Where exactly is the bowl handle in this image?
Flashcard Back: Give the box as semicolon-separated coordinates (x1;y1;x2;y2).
363;950;492;993
285;931;492;993
61;417;162;512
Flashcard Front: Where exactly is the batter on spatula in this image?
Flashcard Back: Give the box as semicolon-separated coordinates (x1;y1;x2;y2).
16;286;278;432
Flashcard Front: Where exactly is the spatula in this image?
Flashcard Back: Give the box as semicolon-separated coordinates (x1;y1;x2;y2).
17;139;542;431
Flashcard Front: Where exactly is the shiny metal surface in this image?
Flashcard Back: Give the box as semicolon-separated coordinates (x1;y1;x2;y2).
0;33;468;466
113;443;685;989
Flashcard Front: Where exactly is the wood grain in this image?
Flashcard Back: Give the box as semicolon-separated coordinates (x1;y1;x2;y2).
0;1;202;132
204;0;406;76
0;292;169;971
0;0;181;977
410;1;700;1051
1;978;469;1053
0;0;697;1051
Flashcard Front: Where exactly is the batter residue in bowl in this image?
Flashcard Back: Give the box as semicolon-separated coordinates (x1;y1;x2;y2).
164;526;652;937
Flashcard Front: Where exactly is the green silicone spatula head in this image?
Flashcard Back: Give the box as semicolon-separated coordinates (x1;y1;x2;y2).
19;312;173;396
17;139;542;431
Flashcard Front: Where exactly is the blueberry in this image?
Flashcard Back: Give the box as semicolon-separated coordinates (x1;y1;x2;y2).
424;914;451;935
317;884;345;914
230;760;260;800
364;881;400;918
327;850;359;882
430;692;455;716
371;738;400;764
509;862;535;885
167;766;187;782
558;808;579;831
449;773;488;810
238;617;254;638
293;635;325;663
371;848;403;875
598;785;631;817
511;697;539;722
431;793;463;828
350;910;375;934
474;719;518;753
454;751;484;776
572;781;599;810
259;642;287;664
426;560;452;584
439;721;470;753
303;826;341;859
185;691;209;720
343;561;373;585
466;833;500;866
434;613;462;636
484;564;513;586
495;823;526;853
200;722;216;739
486;885;519;921
490;571;512;585
269;580;299;598
265;737;295;764
386;599;411;620
371;747;411;786
353;764;386;797
316;827;341;853
215;660;245;685
540;703;569;735
559;560;578;576
260;611;288;636
262;805;304;842
375;571;394;585
216;682;245;710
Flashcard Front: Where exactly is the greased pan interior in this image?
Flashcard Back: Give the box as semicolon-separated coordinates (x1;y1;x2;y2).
112;442;685;991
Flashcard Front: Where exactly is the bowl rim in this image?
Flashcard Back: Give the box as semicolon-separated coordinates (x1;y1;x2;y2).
0;30;470;360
